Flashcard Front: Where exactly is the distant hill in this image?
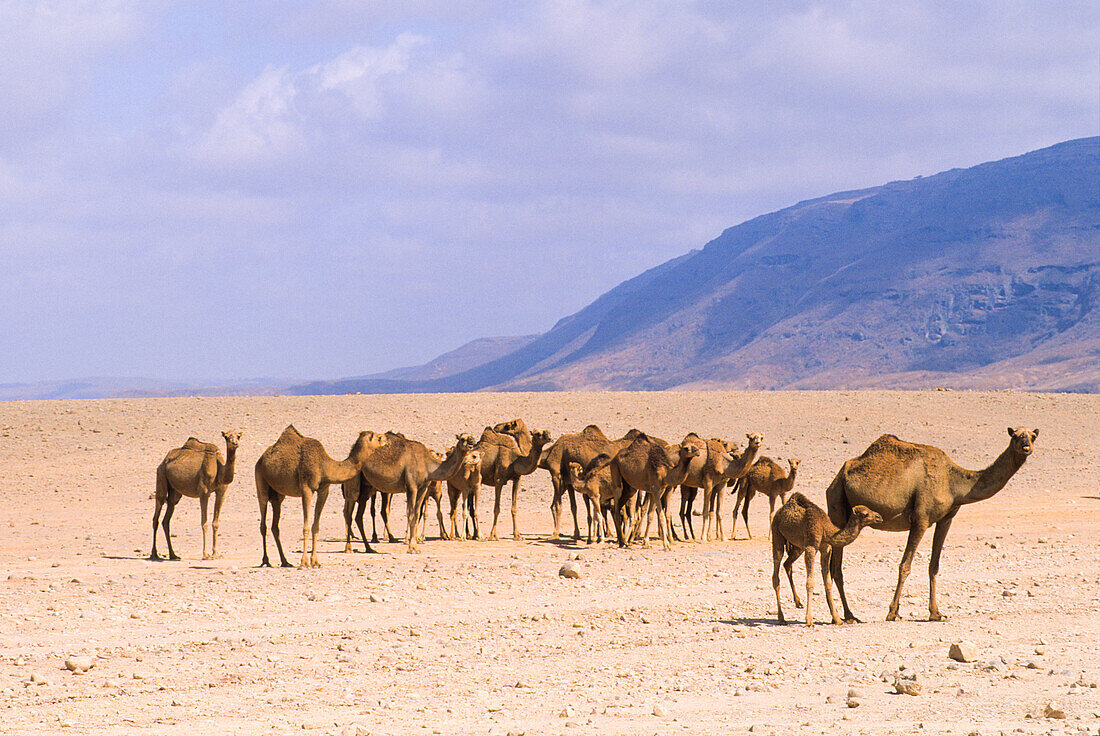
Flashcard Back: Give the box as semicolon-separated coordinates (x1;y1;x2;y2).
294;137;1100;394
0;377;284;401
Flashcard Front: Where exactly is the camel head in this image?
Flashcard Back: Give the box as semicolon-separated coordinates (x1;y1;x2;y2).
745;433;764;450
677;444;702;462
566;461;584;487
455;433;477;452
493;419;527;434
531;429;553;447
1007;427;1038;458
787;458;800;473
462;449;482;469
221;430;241;449
850;505;884;528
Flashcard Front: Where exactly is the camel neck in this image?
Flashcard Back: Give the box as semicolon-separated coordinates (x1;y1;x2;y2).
827;516;864;548
958;445;1026;504
218;444;237;486
429;448;467;482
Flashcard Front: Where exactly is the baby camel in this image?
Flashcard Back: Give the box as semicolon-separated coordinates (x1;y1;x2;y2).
771;493;882;626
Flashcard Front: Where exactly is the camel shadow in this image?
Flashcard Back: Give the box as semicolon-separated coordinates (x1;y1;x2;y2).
1082;496;1100;501
103;554;163;561
716;617;786;628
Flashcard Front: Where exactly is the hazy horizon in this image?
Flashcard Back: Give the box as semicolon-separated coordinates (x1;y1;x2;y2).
2;2;1097;384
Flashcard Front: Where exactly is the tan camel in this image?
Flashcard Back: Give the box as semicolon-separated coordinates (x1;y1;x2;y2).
477;427;553;540
771;493;883;626
351;431;477;553
151;430;241;561
826;427;1038;622
699;433;763;541
731;457;800;539
255;426;389;568
611;434;700;550
565;454;626;544
445;449;482;540
676;434;741;541
545;425;643;540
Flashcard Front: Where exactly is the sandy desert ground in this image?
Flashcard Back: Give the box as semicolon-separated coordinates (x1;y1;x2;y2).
0;390;1098;736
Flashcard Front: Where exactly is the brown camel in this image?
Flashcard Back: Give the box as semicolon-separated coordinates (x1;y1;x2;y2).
826;427;1038;622
699;433;763;541
476;427;553;541
731;457;800;539
565;454;626;544
611;434;700;550
255;426;390;568
151;430;240;561
676;434;741;541
771;493;883;626
351;431;477;553
445;449;482;540
545;425;643;540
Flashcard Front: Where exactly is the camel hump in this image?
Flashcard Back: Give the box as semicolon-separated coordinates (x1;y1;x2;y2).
580;424;608;441
279;425;304;441
585;453;613;474
787;492;816;509
181;437;207;450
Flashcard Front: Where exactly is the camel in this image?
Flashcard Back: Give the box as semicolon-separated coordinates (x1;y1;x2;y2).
731;457;800;539
771;493;883;626
697;433;763;541
545;425;643;540
826;427;1039;622
565;454;626;544
151;430;241;561
255;426;390;568
476;427;553;541
676;434;742;541
351;431;478;553
445;449;482;540
611;434;700;550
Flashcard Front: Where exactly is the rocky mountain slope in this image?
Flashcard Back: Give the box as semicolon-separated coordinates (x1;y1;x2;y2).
296;137;1100;394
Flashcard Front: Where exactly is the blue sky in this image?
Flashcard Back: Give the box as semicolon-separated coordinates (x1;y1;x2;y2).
1;1;1096;383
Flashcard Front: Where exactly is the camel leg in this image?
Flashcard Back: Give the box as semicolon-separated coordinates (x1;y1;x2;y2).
820;547;842;625
886;521;928;621
405;481;422;553
435;489;450;541
713;482;726;541
728;483;742;540
665;492;682;542
658;490;673;551
783;545;803;608
549;469;565;540
342;488;356;553
199;493;212;560
447;484;462;540
162;490;182;561
741;488;755;540
150;480;166;561
381;493;397;543
772;535;786;624
511;478;522;541
469;490;481;540
369;491;379;544
309;486;328;567
830;546;859;622
269;493;292;567
699;485;714;541
928;511;957;622
567;488;581;541
209;490;225;558
486;483;505;541
803;548;816;627
767;494;778;539
354;493;374;553
298;488;315;568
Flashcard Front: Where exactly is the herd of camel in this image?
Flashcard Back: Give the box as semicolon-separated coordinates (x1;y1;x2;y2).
151;419;1038;625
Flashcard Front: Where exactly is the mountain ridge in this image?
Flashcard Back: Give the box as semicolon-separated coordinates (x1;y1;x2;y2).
293;136;1100;394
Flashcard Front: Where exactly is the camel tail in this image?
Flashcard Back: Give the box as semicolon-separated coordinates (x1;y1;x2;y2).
156;463;172;501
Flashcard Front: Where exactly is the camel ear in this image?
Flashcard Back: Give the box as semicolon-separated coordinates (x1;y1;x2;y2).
1031;428;1038;438
1007;427;1015;437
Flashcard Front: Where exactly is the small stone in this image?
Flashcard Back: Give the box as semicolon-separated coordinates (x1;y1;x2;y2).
28;673;52;686
846;687;864;708
1026;660;1042;669
64;655;96;673
558;562;581;579
1044;702;1066;719
570;553;583;561
369;593;385;603
894;676;921;696
514;680;530;689
1034;645;1046;655
652;703;669;717
560;705;576;718
949;641;978;662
